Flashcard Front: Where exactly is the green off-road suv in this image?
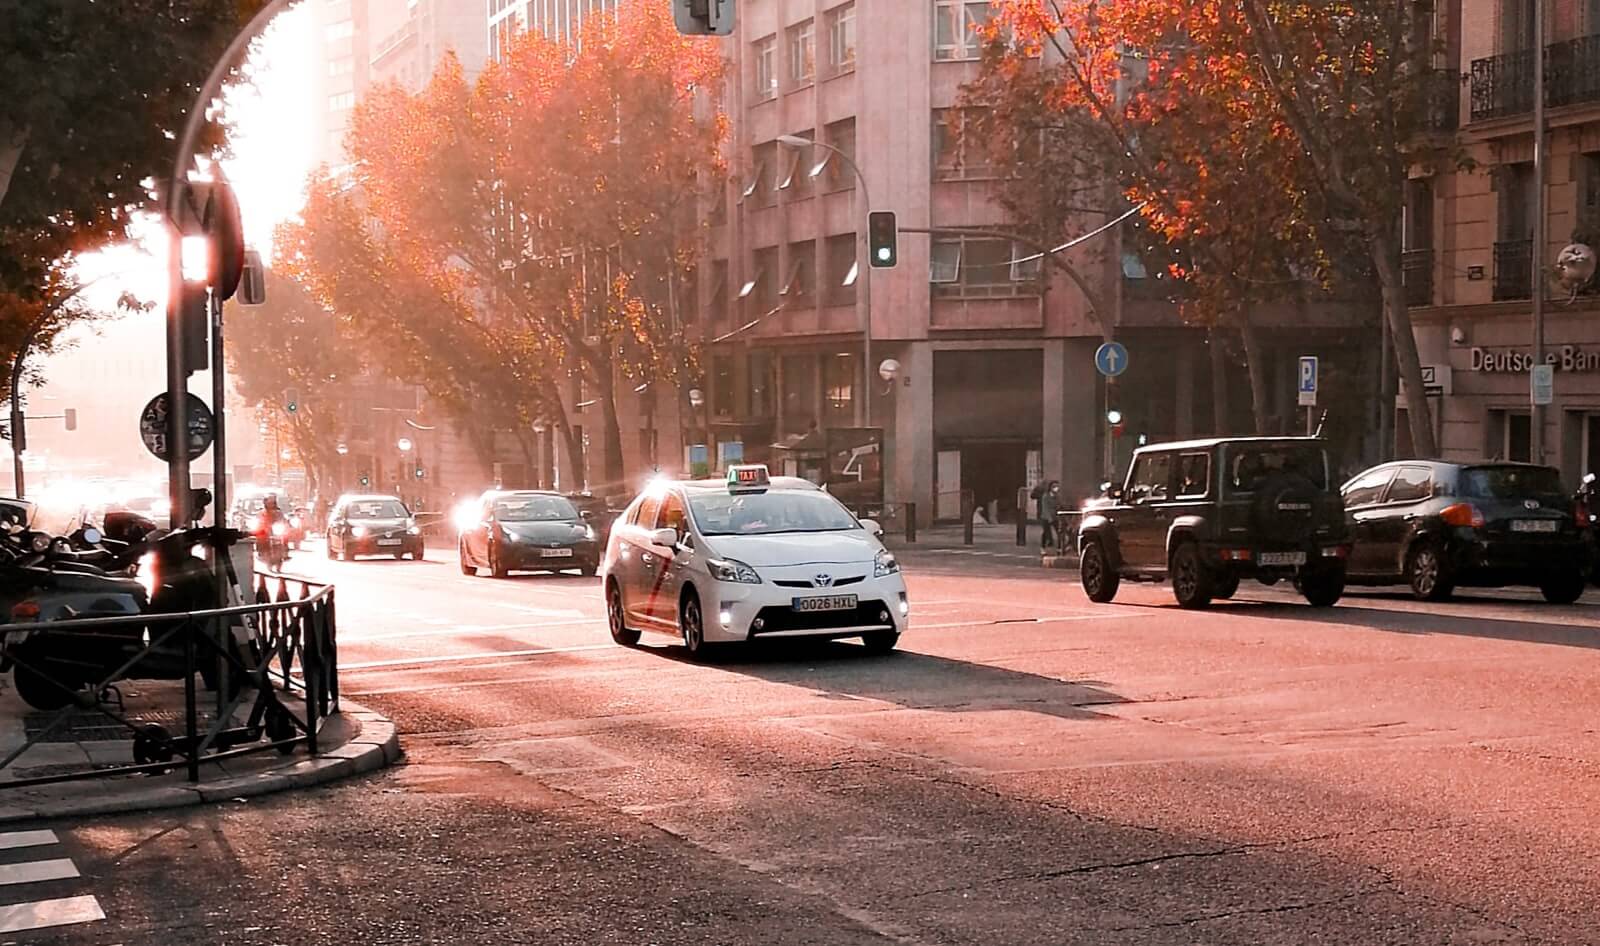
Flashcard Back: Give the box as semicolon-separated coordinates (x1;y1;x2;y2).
1076;437;1350;609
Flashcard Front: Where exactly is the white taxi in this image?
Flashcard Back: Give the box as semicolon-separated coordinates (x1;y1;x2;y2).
600;465;909;659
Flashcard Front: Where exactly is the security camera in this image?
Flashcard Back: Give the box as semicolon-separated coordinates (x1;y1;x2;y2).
1450;325;1467;345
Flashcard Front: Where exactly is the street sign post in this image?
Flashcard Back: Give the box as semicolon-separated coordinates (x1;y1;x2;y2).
1094;341;1128;378
1532;363;1555;406
1298;356;1319;434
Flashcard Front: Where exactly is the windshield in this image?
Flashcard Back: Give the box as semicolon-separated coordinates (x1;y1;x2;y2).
347;500;409;520
1224;444;1329;495
1459;466;1566;503
688;490;859;536
495;496;578;522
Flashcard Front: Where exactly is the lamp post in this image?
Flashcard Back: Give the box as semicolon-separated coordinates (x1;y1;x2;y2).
688;388;708;474
777;134;875;429
397;437;413;496
1531;0;1549;464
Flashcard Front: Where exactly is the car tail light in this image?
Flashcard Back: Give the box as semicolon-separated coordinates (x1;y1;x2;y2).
1440;503;1485;528
1218;548;1252;562
10;601;40;621
1575;502;1590;527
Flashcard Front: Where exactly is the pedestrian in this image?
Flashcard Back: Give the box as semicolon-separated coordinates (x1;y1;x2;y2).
1039;480;1061;551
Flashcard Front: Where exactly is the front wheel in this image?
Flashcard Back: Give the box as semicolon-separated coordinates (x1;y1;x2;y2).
490;544;509;580
1080;541;1120;603
1170;542;1214;610
607;582;640;646
680;592;711;661
459;545;476;576
1300;567;1345;607
1541;572;1586;604
861;631;899;655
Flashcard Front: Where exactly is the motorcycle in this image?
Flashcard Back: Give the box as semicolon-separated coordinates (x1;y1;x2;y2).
253;514;289;571
1576;473;1599;587
0;523;256;711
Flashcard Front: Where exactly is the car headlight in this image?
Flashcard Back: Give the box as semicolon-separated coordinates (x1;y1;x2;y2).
874;549;900;577
351;525;368;538
271;522;287;537
407;525;422;535
502;530;522;542
707;557;761;584
583;524;596;541
290;516;302;528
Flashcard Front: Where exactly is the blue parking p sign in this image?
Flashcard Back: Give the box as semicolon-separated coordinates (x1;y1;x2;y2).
1297;356;1318;407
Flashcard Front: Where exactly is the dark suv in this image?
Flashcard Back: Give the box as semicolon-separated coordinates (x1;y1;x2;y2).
1077;437;1350;609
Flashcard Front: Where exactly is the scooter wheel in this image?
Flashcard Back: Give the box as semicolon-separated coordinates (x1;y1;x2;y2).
132;724;175;766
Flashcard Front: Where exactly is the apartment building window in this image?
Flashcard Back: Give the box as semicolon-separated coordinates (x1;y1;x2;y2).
744;141;778;207
932;108;993;179
821;118;857;192
754;35;778;101
1499;0;1534;53
788;19;816;85
325;19;355;41
931;237;1037;297
712;355;735;417
709;259;730;321
328;92;356;111
1403;177;1436;307
750;352;776;419
491;14;520;62
824;353;858;426
934;0;994;61
676;265;699;325
783;241;817;304
1488;409;1532;461
778;129;815;197
749;246;780;310
826;234;858;306
827;3;857;72
1494;162;1535;300
328;57;355;77
1579;153;1600;239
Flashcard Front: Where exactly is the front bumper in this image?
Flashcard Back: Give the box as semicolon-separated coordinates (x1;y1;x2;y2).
699;567;910;644
501;541;599;570
347;534;425;557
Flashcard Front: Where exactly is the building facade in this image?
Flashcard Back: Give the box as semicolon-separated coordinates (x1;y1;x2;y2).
1407;0;1600;483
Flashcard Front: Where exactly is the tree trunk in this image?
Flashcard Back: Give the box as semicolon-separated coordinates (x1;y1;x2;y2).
1209;328;1231;434
1371;232;1438;457
559;422;585;489
1236;312;1273;435
597;367;626;492
512;428;538;489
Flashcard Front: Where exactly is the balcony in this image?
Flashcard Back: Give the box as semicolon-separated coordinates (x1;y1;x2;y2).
1402;248;1434;306
1493;239;1532;301
1471;35;1600;121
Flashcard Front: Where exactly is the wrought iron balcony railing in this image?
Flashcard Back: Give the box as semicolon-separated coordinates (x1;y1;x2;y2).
1493;239;1532;301
1471;35;1600;121
1402;248;1434;306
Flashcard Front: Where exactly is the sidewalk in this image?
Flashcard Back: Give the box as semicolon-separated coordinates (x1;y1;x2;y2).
0;676;400;822
882;523;1078;570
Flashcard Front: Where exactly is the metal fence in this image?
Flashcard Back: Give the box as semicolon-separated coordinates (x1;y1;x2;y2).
0;572;338;788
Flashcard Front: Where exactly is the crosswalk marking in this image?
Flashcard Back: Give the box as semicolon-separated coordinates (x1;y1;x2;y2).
0;831;56;851
0;894;105;934
0;859;78;887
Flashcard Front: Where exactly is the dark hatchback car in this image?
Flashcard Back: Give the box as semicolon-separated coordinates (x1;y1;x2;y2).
326;494;425;561
459;490;599;578
1340;460;1588;603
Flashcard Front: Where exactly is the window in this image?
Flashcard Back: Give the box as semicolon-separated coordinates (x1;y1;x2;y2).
712;355;735;417
328;92;356;111
1500;0;1534;52
328;57;355;77
783;241;817;303
826;234;858;305
821;118;856;191
930;240;961;283
750;352;775;418
1127;453;1173;503
1176;453;1211;499
1489;409;1533;461
1342;467;1396;507
633;493;662;528
325;19;355;41
1404;178;1434;251
1010;246;1042;282
751;246;780;310
1579;153;1600;239
788;19;816;84
753;35;777;101
1496;162;1535;241
658;492;688;539
745;141;777;207
827;3;856;71
824;353;857;425
778;130;814;197
931;237;1037;297
932;108;992;179
1385;466;1434;504
934;0;995;61
709;259;730;321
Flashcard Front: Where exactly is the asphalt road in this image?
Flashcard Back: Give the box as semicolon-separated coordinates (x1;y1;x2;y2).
11;538;1600;945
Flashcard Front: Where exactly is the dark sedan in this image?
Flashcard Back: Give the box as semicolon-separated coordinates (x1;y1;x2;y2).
459;491;599;578
326;495;426;561
1341;460;1588;603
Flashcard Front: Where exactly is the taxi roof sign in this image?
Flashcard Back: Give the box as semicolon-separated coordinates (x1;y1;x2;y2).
727;464;771;491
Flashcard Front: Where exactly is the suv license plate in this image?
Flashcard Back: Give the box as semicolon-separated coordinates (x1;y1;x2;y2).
1258;551;1306;566
541;548;575;558
1512;520;1559;533
792;595;857;612
377;538;402;547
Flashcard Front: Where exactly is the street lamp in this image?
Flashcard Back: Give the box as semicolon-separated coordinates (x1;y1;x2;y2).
336;443;349;456
777;134;875;429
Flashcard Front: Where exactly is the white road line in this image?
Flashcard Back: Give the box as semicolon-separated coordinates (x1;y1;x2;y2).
0;831;56;851
0;859;79;886
914;613;1136;630
491;603;587;618
0;895;104;934
341;642;615;672
338;618;600;644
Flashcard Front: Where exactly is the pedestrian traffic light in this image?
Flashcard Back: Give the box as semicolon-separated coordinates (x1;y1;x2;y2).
285;388;299;415
868;211;898;268
1106;409;1123;426
673;0;735;35
414;464;425;480
359;473;371;488
63;409;76;432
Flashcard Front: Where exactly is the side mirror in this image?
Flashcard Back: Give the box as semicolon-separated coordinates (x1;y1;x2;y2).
649;527;679;548
859;518;884;538
1106;486;1124;501
580;510;594;521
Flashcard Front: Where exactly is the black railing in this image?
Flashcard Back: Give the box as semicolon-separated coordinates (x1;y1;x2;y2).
0;573;338;788
1472;35;1600;121
1402;248;1435;306
1493;239;1533;301
1424;69;1461;131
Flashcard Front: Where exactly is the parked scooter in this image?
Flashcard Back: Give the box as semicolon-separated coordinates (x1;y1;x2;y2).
1576;473;1599;587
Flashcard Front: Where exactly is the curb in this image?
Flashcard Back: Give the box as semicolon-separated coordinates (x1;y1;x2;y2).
0;698;402;825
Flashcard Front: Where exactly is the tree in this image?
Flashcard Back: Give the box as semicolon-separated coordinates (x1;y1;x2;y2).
343;1;726;489
0;0;268;394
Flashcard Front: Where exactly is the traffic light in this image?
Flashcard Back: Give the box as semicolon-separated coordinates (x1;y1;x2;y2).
868;211;898;268
359;473;371;488
178;280;209;375
63;409;76;432
673;0;735;34
414;464;425;480
285;388;299;415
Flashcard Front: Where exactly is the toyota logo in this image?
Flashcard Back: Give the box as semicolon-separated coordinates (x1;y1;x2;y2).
813;574;834;588
1525;499;1541;510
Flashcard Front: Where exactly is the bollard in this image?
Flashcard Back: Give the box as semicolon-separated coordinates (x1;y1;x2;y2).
962;491;975;545
905;502;917;543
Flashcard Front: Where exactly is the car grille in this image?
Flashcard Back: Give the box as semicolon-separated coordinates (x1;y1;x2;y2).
752;599;892;634
773;575;866;589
